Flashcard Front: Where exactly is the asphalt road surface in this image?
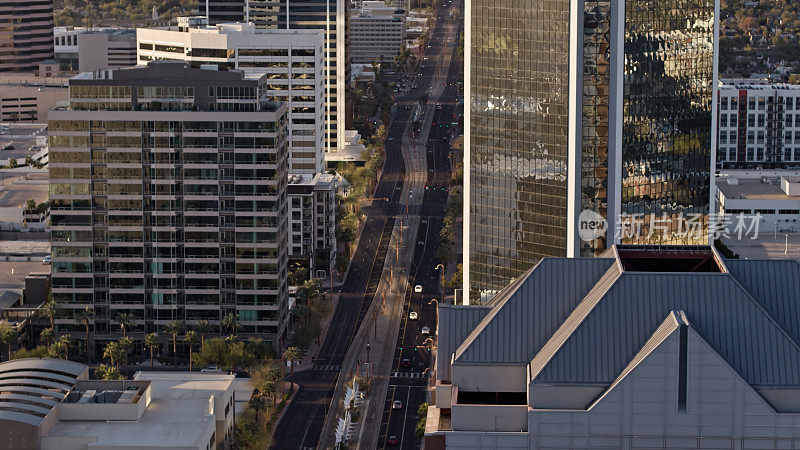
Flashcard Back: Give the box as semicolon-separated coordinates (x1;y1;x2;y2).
268;0;463;447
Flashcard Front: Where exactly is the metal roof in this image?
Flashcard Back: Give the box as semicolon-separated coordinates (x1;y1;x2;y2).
724;259;800;340
453;258;615;364
531;272;800;388
436;304;491;381
0;358;86;426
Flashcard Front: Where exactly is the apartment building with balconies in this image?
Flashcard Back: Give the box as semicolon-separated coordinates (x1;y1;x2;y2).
287;172;337;278
137;20;325;174
48;61;289;357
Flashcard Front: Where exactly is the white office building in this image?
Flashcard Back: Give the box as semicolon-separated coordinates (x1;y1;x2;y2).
349;1;406;65
717;78;800;170
137;21;326;173
716;170;800;234
54;27;137;73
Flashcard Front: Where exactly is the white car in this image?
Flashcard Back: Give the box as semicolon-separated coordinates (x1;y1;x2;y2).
201;366;222;373
421;326;430;335
409;311;418;320
42;255;51;265
414;285;423;293
392;400;403;409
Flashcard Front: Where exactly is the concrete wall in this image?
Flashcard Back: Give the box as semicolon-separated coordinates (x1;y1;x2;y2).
529;385;604;409
0;419;39;449
451;404;527;432
451;363;527;392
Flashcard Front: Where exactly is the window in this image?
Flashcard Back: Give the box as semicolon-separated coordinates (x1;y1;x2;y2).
747;131;754;144
756;147;764;160
779;209;800;214
757;130;764;144
731;97;738;109
730;130;737;142
785;148;792;161
748;114;755;127
795;131;800;144
730;113;737;125
748;97;755;110
787;114;793;127
720;114;727;127
719;131;727;144
720;97;728;110
796;148;800;161
788;96;795;111
758;114;765;127
758;97;766;110
747;147;754;161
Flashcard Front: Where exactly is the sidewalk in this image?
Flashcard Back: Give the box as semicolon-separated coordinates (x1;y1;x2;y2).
294;293;340;372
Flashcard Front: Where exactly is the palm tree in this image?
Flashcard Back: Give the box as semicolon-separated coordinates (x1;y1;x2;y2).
164;320;182;366
115;312;135;337
40;327;55;352
56;334;72;359
266;366;282;397
0;324;17;361
283;347;302;393
194;320;211;351
103;341;124;372
249;395;267;429
25;198;36;213
184;330;198;372
40;298;56;330
73;306;94;364
260;379;277;414
144;332;158;370
119;336;132;377
221;312;241;337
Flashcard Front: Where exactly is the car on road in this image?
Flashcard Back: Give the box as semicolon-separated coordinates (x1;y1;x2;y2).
436;103;442;110
387;435;399;446
2;144;13;150
392;400;403;409
421;325;430;335
42;255;51;265
411;84;417;89
401;358;412;368
409;311;418;320
229;369;250;378
387;136;393;141
414;285;423;293
201;366;222;373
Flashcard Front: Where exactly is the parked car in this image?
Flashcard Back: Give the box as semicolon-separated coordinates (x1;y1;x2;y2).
42;255;51;265
2;144;14;150
201;366;222;373
229;369;250;378
421;325;430;335
409;311;418;320
392;400;403;409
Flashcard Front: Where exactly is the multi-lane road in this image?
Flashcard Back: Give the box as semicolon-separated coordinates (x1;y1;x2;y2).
269;0;462;448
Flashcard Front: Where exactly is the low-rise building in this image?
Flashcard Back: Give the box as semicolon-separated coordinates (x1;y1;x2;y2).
427;245;800;449
287;173;337;278
350;1;406;65
0;74;69;123
716;171;800;235
0;358;234;449
54;27;138;73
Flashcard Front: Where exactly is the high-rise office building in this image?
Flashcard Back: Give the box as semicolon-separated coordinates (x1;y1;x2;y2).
349;1;406;65
464;0;718;301
0;0;54;72
137;21;326;174
49;62;290;354
207;0;346;154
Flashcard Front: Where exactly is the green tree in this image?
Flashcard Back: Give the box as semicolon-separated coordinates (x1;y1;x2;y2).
39;327;55;352
283;347;302;393
115;312;135;337
8;158;18;169
0;324;17;360
415;403;428;438
249;395;267;429
144;332;159;370
53;335;72;359
260;379;277;413
95;364;122;380
184;330;198;372
164;320;183;366
221;312;241;336
119;336;133;377
102;341;125;372
25;198;36;212
193;320;211;351
73;306;94;363
40;298;57;330
24;155;33;167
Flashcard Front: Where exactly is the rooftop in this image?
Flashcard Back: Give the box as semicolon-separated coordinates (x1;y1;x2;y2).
717;176;800;200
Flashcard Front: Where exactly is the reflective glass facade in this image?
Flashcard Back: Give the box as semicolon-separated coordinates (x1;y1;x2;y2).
580;0;611;256
620;0;714;244
468;0;570;299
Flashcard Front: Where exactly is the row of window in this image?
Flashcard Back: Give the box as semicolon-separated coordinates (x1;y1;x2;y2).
717;147;800;162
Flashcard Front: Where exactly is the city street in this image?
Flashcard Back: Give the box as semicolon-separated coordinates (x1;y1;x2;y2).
269;0;463;448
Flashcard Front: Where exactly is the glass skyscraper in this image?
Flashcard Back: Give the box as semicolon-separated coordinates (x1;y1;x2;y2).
464;0;717;301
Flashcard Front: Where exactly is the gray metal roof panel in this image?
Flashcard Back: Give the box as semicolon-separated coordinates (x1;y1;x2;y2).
455;258;615;364
725;259;800;340
436;304;492;381
533;272;800;387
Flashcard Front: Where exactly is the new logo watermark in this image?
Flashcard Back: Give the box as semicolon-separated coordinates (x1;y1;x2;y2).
577;210;763;242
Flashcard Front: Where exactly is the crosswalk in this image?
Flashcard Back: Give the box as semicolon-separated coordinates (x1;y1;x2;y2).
311;364;342;371
390;371;428;379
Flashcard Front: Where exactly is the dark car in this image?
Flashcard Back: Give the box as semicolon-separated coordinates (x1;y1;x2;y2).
2;144;13;150
387;435;399;446
229;369;250;378
401;358;412;368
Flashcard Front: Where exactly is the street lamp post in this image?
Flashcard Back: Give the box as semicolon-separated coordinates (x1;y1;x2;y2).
428;298;439;338
435;263;445;302
329;269;341;296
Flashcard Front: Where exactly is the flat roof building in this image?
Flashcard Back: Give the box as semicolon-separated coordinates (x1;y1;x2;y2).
429;245;800;449
54;27;138;73
287;173;337;277
349;1;406;65
49;62;290;353
0;358;234;449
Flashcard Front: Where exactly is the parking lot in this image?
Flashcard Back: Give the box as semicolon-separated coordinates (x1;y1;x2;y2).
0;123;46;162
